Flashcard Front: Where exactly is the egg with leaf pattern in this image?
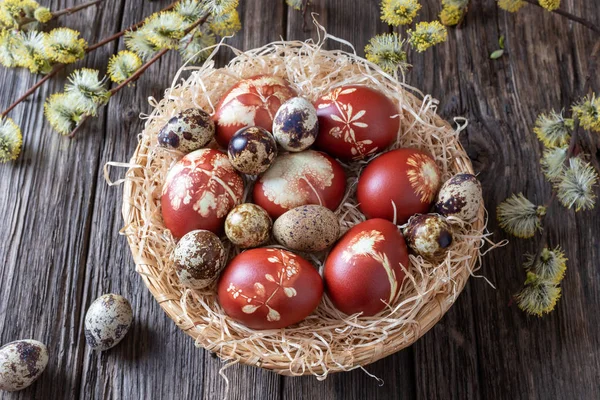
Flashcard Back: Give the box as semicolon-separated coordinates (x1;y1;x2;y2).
217;248;324;330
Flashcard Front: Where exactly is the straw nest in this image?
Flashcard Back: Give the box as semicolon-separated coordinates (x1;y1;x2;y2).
113;30;488;379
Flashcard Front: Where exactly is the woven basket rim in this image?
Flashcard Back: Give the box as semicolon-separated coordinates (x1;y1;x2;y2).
120;40;483;376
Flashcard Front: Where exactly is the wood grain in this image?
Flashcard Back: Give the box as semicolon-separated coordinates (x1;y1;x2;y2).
0;0;599;399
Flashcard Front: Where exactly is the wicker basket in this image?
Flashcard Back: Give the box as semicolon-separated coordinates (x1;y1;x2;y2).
118;37;485;378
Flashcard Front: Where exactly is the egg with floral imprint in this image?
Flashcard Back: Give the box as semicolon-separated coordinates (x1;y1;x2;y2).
253;150;346;219
217;248;323;329
0;340;48;392
157;108;215;153
272;97;319;152
214;75;297;147
273;205;340;252
227;126;277;175
357;148;441;225
161;149;244;238
173;230;226;289
315;85;399;160
324;219;409;316
435;173;482;222
403;214;453;261
225;203;272;248
84;294;133;351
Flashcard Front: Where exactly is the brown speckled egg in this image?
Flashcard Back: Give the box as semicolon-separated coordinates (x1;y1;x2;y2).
158;108;215;153
84;294;133;351
273;205;340;252
228;126;277;175
435;173;482;222
0;340;48;392
403;214;453;261
225;203;272;248
172;229;226;289
272;97;319;152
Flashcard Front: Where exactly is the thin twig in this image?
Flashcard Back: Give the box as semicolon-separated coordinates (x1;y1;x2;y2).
69;14;209;137
51;0;104;19
523;0;600;34
0;1;179;118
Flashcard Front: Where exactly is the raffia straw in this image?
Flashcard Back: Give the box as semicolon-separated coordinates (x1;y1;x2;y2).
111;22;494;378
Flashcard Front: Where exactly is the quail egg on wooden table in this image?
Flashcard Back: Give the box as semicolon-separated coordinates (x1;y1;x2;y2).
173;229;227;289
0;340;48;392
403;214;453;262
435;173;483;222
272;97;319;152
227;126;277;175
84;294;134;351
157;108;215;153
214;75;297;147
161;148;245;238
217;248;323;329
253;150;347;219
357;148;442;225
273;205;340;252
225;203;272;249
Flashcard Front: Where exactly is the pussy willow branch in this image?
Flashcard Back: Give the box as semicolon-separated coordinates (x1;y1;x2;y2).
20;0;104;25
0;1;179;119
529;39;600;266
522;0;600;34
69;14;209;137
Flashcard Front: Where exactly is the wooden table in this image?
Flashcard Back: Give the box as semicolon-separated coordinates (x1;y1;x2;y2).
1;1;599;399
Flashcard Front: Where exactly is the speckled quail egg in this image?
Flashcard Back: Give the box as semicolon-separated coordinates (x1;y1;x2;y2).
0;340;48;392
403;214;453;261
172;229;226;289
435;173;482;222
272;97;319;152
273;205;340;252
157;108;215;153
227;126;277;175
225;203;272;248
84;294;134;351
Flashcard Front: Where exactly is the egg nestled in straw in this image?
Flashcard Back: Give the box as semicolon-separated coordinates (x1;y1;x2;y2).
225;203;272;249
157;108;215;153
273;205;340;252
227;126;277;175
403;214;453;262
272;97;319;152
435;173;482;222
172;229;226;289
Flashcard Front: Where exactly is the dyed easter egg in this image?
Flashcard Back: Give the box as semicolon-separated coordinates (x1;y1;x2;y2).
214;75;297;147
225;203;272;248
356;148;441;225
157;108;215;153
84;294;133;351
403;214;453;261
435;173;482;222
314;85;399;160
273;205;340;252
227;126;277;175
161;149;244;238
0;340;48;392
217;248;323;329
272;97;319;152
253;150;347;219
323;218;409;316
172;230;226;289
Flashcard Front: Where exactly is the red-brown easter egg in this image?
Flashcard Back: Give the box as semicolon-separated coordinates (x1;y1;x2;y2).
356;148;441;225
214;75;297;147
314;85;399;160
161;149;244;238
323;219;409;316
218;248;323;330
252;150;347;219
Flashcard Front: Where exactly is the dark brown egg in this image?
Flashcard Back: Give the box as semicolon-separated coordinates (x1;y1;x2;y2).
158;108;215;153
228;126;277;175
402;214;453;261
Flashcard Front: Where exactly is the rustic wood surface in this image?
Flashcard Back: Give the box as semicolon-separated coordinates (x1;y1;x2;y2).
1;0;599;399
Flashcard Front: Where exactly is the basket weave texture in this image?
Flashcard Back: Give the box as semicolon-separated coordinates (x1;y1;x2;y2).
119;37;485;378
